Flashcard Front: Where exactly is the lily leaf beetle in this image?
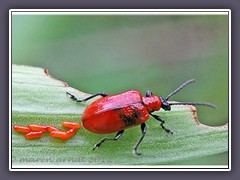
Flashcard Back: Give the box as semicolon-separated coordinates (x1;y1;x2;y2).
66;79;215;156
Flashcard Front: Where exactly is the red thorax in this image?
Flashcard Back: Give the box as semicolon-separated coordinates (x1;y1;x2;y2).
142;95;162;112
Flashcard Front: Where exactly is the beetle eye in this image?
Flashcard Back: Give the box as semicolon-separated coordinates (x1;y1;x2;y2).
161;98;171;111
162;103;171;111
163;104;171;111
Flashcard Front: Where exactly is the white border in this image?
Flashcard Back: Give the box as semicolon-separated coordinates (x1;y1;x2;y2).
9;9;231;171
11;165;228;171
228;10;231;171
11;9;229;15
9;8;12;172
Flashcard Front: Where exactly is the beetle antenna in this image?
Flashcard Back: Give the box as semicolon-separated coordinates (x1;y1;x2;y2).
165;79;195;101
169;102;216;109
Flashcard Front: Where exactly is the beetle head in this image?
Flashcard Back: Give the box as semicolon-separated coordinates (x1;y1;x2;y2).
160;97;171;111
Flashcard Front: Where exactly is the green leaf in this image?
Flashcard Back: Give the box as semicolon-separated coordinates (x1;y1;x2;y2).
12;64;228;166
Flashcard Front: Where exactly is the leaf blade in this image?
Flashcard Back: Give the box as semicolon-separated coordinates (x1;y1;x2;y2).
12;64;228;166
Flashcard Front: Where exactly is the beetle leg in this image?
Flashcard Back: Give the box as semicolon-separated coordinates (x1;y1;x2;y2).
66;92;108;102
150;113;173;134
146;90;153;97
133;123;147;157
92;130;124;150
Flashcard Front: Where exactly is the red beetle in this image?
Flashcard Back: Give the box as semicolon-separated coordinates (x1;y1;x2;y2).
67;79;215;156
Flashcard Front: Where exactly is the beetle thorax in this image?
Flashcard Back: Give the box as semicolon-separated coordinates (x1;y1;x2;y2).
142;95;162;113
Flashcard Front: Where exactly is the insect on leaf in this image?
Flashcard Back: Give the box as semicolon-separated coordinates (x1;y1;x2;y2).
12;64;228;167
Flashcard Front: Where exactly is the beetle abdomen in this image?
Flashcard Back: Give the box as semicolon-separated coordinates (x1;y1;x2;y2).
81;90;150;134
82;103;149;134
119;103;148;127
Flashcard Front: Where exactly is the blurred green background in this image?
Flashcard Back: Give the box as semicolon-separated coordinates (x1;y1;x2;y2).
12;14;229;165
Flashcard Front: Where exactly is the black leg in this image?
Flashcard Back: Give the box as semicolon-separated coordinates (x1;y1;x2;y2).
150;113;173;134
66;92;108;102
133;123;147;157
93;130;124;150
146;90;153;97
